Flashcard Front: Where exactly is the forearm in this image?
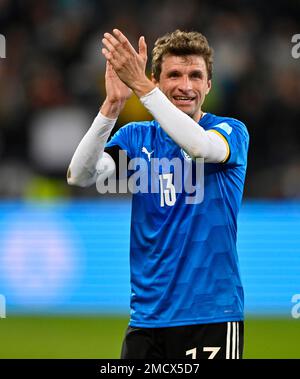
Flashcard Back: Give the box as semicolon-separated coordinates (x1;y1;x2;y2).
140;88;228;163
100;98;126;119
67;111;117;187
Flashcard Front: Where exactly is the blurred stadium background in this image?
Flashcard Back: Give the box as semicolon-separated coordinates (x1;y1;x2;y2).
0;0;300;358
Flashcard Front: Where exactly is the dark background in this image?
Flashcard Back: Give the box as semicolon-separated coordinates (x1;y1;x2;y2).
0;0;300;199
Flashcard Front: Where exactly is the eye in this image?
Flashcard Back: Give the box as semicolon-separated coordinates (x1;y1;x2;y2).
167;71;180;78
190;71;203;79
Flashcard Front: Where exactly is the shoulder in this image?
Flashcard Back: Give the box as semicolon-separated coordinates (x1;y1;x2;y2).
119;120;157;132
204;113;249;140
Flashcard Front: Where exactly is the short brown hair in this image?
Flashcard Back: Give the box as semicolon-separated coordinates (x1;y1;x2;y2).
151;30;213;81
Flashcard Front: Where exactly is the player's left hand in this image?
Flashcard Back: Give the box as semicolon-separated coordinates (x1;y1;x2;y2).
102;29;154;96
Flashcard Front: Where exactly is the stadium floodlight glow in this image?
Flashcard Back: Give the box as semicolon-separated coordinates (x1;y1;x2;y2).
291;34;300;59
0;34;6;58
0;294;6;318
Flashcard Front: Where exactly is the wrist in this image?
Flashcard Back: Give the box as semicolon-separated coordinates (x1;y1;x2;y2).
132;79;156;98
100;98;126;119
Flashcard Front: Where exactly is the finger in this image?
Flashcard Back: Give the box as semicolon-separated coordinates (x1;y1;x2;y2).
102;37;117;55
105;60;112;73
103;32;121;49
105;61;118;81
112;29;137;54
102;48;115;64
102;47;111;60
107;61;119;76
105;60;111;78
138;36;147;60
102;48;120;71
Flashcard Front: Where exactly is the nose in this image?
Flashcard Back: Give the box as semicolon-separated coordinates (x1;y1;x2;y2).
178;75;192;91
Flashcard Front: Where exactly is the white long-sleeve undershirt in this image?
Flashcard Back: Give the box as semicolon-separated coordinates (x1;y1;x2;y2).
67;88;229;188
67;112;116;187
140;87;228;163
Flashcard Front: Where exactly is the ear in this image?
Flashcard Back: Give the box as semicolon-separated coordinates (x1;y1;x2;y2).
151;73;159;87
206;79;212;95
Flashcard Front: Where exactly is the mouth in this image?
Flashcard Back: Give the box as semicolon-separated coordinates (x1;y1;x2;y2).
172;96;196;105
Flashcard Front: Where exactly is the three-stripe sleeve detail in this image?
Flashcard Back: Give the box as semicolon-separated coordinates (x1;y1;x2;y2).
226;322;240;359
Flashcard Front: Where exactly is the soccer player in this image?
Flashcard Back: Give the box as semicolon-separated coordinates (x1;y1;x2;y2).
67;29;249;359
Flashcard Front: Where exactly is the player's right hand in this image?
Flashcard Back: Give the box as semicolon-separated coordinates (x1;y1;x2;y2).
105;61;132;104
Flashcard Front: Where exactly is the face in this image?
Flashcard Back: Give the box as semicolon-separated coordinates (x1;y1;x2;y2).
152;54;211;122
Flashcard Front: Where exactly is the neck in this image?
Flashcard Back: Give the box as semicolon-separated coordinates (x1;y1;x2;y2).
192;109;203;122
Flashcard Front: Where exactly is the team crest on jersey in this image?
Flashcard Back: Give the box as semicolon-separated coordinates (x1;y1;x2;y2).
181;148;192;161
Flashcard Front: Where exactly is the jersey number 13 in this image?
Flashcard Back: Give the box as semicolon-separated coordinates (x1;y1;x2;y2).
159;173;176;207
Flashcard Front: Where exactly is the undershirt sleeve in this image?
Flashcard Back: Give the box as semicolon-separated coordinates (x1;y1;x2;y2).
140;87;228;163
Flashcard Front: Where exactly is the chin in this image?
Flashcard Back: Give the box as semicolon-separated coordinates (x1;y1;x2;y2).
179;107;195;117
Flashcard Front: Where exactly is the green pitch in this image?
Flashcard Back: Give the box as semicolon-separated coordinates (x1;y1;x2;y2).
0;316;299;358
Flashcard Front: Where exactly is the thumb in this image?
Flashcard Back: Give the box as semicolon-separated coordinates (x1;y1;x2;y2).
138;36;147;60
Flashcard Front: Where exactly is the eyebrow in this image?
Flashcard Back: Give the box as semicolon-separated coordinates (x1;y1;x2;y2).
166;69;204;77
190;70;204;77
166;70;181;76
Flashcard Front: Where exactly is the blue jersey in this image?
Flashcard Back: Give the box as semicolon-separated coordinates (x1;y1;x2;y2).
106;113;249;327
